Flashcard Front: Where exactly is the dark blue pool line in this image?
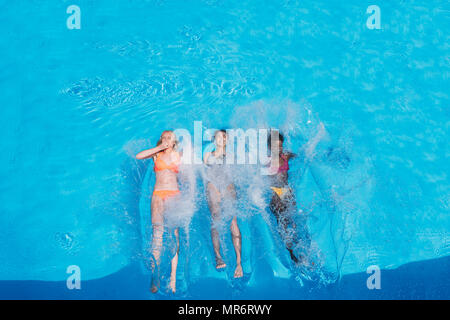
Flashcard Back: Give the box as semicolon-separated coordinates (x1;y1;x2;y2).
0;255;448;300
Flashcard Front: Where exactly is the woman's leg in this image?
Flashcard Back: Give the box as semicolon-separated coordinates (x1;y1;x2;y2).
207;183;226;269
230;217;243;278
169;227;180;293
269;193;302;264
150;194;164;293
226;184;243;278
284;192;312;265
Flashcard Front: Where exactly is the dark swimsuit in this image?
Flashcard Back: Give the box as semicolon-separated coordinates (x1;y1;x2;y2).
269;154;296;227
269;153;310;263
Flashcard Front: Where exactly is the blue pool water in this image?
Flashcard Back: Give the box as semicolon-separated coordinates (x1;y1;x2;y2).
0;0;449;299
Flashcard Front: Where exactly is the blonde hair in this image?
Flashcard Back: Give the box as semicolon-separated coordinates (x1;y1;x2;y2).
156;130;178;150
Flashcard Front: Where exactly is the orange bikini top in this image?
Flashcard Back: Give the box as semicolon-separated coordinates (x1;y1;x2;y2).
154;152;180;173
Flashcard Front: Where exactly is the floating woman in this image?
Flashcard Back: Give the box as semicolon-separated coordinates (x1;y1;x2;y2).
203;129;243;278
136;130;182;293
266;123;326;265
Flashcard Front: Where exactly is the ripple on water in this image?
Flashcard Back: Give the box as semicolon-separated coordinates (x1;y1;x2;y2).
54;232;74;250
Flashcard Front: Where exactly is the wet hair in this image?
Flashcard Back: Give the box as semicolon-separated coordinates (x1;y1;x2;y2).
213;129;227;145
267;130;284;150
215;129;227;137
156;130;178;150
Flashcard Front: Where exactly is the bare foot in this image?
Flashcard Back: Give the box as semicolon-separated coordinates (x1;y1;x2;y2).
234;264;243;278
289;249;300;264
150;276;160;294
169;279;176;293
216;257;227;270
295;254;315;271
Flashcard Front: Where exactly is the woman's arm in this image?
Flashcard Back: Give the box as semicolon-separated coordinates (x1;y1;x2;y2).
135;142;169;160
304;122;326;160
203;152;211;164
286;151;297;160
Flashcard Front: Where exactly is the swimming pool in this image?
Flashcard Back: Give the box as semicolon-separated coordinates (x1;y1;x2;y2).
0;0;448;299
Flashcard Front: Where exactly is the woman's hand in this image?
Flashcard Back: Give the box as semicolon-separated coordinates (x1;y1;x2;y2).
316;122;326;139
136;142;170;160
304;122;327;160
159;141;170;150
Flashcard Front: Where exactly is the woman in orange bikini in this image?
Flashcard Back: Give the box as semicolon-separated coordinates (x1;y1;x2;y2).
136;130;182;293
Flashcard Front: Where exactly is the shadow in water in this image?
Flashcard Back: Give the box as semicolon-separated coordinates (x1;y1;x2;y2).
1;255;448;299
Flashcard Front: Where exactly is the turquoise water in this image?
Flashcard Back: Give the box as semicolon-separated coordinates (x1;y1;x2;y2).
0;0;449;298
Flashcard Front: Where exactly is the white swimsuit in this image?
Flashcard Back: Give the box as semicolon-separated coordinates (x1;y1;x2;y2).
204;152;234;194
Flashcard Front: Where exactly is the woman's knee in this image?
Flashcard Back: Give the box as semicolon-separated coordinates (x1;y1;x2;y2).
226;184;237;199
152;224;165;244
230;219;241;237
208;193;221;210
151;197;164;224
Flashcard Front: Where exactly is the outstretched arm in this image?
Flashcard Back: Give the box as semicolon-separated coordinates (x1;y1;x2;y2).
203;152;211;164
286;151;297;160
135;142;169;160
304;122;326;160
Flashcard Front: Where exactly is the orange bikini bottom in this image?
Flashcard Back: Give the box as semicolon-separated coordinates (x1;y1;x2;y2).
153;189;180;201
